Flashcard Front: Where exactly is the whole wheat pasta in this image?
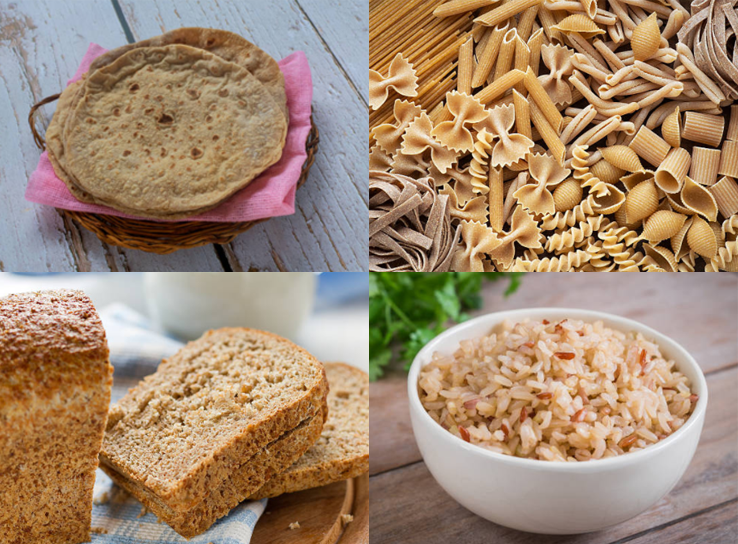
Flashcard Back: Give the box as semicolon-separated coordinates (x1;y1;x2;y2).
654;147;691;194
544;2;617;25
640;210;688;243
681;176;718;221
503;172;528;225
661;107;681;148
579;0;597;19
572;53;610;83
560;104;598;144
472;22;509;87
474;69;526;104
605;64;637;87
645;100;721;129
682;112;725;147
513;34;531;92
593;39;625;70
687;216;718;259
517;5;540;41
458;37;474;94
474;0;543;28
569;71;639;116
369;0;738;272
553;13;606;38
512;89;532;139
690;147;721;186
523;67;563;132
629;125;670;167
552;177;584;211
718;141;738;179
527;28;545;75
538;4;564;43
434;0;501;18
489;166;505;231
494;29;519;80
529;100;566;165
608;0;637;36
630;13;661;61
567;33;610;73
568;116;623;156
675;44;727;106
661;9;685;40
727;106;738;142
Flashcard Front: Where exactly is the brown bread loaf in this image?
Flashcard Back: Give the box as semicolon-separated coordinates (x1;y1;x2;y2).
0;290;113;544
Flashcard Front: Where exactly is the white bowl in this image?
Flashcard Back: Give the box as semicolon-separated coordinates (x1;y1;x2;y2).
407;308;708;535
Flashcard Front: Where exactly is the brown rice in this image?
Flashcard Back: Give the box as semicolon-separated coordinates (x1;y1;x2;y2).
418;318;697;462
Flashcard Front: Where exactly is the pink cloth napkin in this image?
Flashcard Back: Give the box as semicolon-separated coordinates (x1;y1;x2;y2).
27;43;313;222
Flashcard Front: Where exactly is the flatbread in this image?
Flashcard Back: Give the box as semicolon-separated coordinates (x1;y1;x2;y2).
63;44;287;217
89;27;288;121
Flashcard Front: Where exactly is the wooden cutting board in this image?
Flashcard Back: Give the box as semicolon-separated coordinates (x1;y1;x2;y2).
252;474;368;544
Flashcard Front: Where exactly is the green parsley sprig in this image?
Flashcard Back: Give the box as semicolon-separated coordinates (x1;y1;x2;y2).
369;272;523;381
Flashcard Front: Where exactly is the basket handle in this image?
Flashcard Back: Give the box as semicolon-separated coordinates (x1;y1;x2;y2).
28;93;61;150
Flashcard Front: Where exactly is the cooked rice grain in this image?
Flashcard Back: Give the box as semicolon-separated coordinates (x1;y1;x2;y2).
418;318;696;462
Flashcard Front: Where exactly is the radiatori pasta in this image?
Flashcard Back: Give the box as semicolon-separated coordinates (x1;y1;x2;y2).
370;0;738;271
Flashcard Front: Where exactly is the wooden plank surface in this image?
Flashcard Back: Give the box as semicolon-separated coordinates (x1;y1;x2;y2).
369;273;738;543
0;0;367;271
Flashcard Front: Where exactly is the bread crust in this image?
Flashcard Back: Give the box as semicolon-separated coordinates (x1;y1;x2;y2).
0;290;112;544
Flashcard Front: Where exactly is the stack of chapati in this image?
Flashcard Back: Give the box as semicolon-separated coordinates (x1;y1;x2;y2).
45;28;289;220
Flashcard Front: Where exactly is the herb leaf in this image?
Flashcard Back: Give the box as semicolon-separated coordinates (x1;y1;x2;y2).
369;272;523;381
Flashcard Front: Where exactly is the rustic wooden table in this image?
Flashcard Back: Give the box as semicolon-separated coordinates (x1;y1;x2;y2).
370;274;738;544
0;0;367;271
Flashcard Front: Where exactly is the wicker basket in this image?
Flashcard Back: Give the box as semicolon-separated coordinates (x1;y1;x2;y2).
29;94;319;254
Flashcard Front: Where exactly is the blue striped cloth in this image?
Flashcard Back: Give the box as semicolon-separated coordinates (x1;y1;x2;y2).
91;304;266;543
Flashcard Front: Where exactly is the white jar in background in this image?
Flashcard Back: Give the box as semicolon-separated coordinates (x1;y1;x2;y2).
144;272;317;341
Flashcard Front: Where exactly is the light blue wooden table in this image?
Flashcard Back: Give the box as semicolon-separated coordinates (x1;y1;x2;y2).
0;0;367;271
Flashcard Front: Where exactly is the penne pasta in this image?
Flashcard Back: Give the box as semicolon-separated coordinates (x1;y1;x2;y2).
526;28;544;75
474;0;542;28
523;67;563;132
517;5;540;41
457;37;474;95
494;29;518;80
472;23;509;88
529;101;565;165
512;89;532;139
474;69;526;104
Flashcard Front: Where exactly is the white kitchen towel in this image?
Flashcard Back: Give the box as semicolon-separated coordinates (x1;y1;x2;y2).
90;304;266;543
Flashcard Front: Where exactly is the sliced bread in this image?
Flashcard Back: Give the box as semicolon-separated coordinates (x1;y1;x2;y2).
0;290;112;544
99;327;328;537
250;362;369;499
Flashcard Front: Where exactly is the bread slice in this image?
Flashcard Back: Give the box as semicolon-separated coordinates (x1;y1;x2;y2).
250;362;369;499
99;327;328;537
103;405;325;538
0;290;112;544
